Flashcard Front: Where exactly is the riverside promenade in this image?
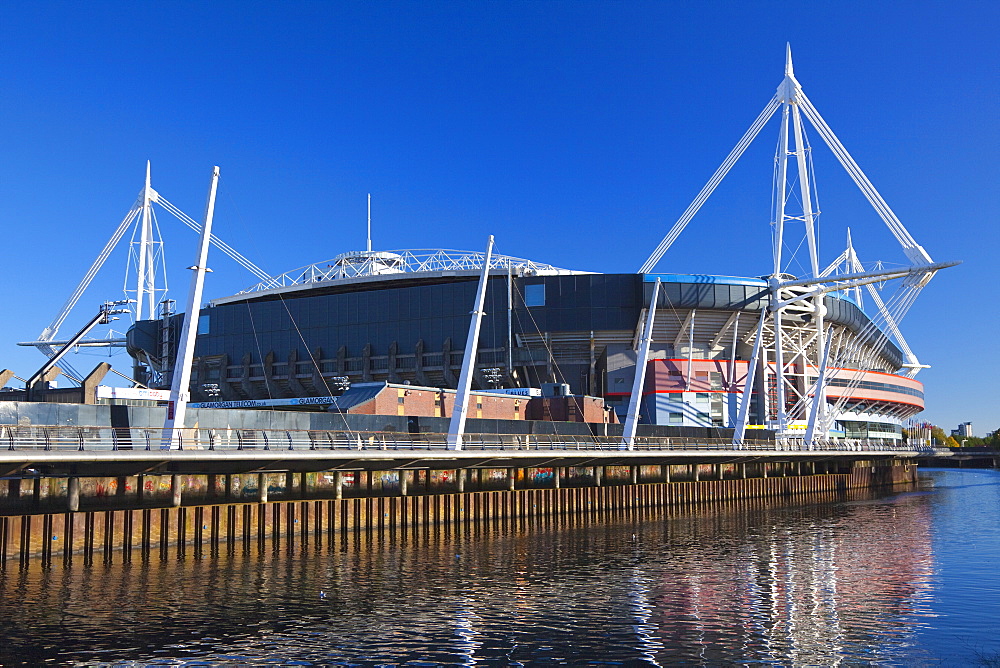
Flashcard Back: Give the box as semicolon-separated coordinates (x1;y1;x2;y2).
0;418;942;567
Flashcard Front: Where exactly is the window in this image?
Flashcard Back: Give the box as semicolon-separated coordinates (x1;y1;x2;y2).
709;372;723;390
669;413;684;424
197;314;210;335
695;393;710;403
525;283;545;307
398;396;405;405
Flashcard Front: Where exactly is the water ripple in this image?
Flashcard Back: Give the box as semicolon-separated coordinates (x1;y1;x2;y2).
1;470;999;665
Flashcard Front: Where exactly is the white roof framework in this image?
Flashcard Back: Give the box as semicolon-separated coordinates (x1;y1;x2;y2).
234;249;578;296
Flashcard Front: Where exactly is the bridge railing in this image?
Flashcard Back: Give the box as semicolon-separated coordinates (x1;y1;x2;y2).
0;425;937;454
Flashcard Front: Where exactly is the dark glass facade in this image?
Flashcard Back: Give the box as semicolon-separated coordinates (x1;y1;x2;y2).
195;276;499;361
126;271;904;404
186;273;649;364
512;274;644;334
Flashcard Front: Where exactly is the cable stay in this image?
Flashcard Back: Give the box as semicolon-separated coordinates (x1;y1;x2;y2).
155;195;270;282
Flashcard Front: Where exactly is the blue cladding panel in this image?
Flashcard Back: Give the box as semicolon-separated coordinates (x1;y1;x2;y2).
524;283;545;307
644;273;767;287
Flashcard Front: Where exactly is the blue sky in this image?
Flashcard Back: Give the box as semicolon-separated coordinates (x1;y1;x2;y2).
1;1;997;433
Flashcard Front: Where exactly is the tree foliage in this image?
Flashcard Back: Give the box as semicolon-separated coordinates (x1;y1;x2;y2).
936;427;1000;448
928;426;957;447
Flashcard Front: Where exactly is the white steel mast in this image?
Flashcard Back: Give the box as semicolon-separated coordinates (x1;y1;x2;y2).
162;166;220;449
633;45;956;445
770;59;792;436
23;163;270;386
771;44;826;441
135;160;158;322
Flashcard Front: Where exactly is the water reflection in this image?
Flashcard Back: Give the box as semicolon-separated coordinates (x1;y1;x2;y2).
0;482;948;665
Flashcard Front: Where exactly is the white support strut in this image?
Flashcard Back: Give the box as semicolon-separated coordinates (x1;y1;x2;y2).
136;162;151;321
732;308;767;445
162;166;220;449
772;296;787;436
622;278;660;450
804;325;834;443
447;235;495;451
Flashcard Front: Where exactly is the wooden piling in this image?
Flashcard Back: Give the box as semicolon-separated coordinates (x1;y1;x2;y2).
0;460;921;567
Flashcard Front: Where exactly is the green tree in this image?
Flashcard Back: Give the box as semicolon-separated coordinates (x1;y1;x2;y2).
930;426;960;448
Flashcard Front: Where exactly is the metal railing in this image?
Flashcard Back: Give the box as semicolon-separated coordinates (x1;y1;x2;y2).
0;425;938;454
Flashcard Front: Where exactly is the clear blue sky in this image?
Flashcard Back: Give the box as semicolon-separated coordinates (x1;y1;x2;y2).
1;1;996;433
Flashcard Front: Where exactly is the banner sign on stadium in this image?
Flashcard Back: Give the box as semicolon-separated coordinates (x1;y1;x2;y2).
96;386;172;401
189;396;340;409
479;387;542;397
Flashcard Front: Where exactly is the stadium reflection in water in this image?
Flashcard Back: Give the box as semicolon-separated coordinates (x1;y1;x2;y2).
6;471;994;666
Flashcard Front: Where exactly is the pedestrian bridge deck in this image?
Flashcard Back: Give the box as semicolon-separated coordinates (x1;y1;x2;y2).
0;425;944;477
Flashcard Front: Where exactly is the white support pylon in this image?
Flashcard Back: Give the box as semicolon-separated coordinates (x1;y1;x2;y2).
135;161;159;321
771;291;787;436
770;44;827;439
641;44;957;445
846;236;928;377
804;326;833;444
844;229;864;307
24;162;272;388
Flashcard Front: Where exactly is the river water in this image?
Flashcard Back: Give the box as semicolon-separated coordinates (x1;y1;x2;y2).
0;468;998;666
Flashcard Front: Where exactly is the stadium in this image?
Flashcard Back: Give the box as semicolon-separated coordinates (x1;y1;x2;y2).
117;51;954;444
124;246;925;441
